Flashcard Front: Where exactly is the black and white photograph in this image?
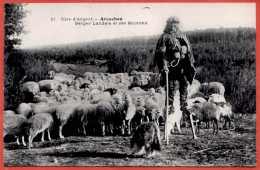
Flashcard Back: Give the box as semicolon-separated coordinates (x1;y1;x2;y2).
3;3;256;166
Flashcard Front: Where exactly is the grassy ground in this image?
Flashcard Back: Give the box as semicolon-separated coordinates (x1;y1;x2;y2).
4;114;256;167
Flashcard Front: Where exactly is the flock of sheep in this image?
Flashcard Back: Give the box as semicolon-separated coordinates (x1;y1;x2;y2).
4;70;233;157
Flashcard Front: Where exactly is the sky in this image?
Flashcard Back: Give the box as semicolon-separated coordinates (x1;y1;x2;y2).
18;3;256;49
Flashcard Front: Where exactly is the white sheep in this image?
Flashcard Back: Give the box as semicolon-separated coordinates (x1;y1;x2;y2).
121;93;136;135
53;72;73;85
22;81;40;95
208;82;225;96
55;103;81;138
30;102;59;115
22;81;40;102
16;103;32;118
38;80;61;92
25;113;54;149
33;95;49;103
208;93;226;104
89;91;112;104
201;82;225;96
4;110;27;146
74;103;99;135
216;102;233;129
187;83;200;99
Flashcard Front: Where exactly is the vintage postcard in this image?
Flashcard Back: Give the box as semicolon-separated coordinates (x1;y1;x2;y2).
1;1;258;168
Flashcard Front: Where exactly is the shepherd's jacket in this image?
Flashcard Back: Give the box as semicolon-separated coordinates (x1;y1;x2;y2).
154;31;196;85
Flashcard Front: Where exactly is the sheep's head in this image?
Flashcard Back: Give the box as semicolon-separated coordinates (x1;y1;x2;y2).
136;106;146;117
136;97;145;107
147;109;161;121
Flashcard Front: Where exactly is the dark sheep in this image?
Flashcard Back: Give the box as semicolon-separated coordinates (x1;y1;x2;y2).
131;106;146;130
130;122;161;158
188;102;221;134
104;88;118;95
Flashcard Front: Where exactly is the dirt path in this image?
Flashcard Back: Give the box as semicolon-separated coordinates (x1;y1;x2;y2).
4;116;256;167
49;60;108;76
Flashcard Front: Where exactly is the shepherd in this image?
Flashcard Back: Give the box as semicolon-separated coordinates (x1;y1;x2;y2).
154;16;198;141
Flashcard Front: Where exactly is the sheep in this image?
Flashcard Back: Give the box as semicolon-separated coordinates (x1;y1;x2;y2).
30;102;59;115
24;113;54;149
55;103;81;138
132;96;146;107
163;105;182;134
190;92;207;99
47;70;56;79
200;82;209;95
113;93;136;135
74;103;98;135
125;101;137;135
33;95;49;103
144;94;162;122
38;80;60;93
4;110;27;146
208;93;226;104
208;82;225;96
188;102;221;134
187;97;207;108
38;91;48;97
187;83;200;99
89;91;112;104
216;102;233;129
75;100;115;136
53;72;73;85
131;106;146;130
156;86;166;95
131;87;145;92
147;108;163;125
22;82;40;102
22;81;40;95
201;82;225;96
111;93;123;107
16;103;32;118
130;122;161;158
192;79;201;87
95;101;116;136
104;88;118;95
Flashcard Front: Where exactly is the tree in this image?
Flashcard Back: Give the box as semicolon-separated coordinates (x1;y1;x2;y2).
4;4;27;109
4;3;27;61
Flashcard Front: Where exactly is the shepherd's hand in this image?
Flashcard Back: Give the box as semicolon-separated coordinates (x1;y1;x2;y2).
163;66;169;73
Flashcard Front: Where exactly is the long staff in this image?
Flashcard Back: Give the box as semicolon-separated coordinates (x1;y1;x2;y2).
164;70;169;145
